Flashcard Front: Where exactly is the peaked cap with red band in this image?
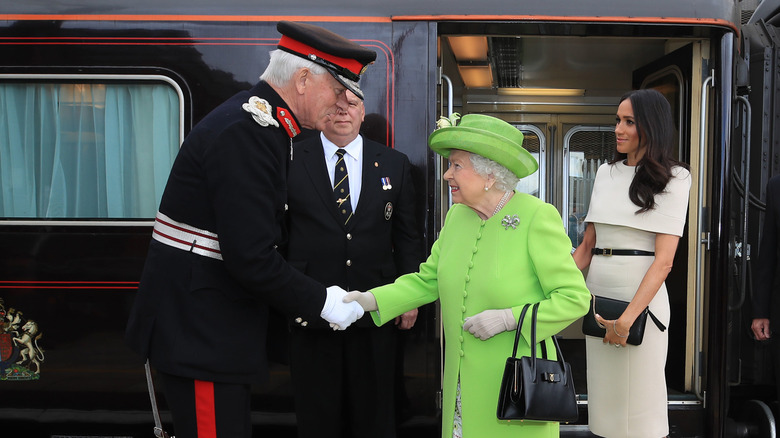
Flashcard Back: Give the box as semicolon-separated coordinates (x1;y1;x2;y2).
277;21;376;100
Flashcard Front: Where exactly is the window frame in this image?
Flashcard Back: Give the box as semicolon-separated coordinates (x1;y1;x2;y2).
0;74;185;226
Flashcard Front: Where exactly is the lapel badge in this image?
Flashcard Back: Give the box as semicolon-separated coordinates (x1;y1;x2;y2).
242;96;279;128
381;177;392;191
501;214;520;230
384;202;393;220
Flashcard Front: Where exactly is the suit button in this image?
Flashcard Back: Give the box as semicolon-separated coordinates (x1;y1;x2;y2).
301;321;308;327
295;317;302;324
284;203;289;211
346;260;352;267
347;233;352;240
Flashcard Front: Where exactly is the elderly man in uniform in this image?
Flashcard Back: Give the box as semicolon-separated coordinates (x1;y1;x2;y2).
285;90;422;438
125;21;376;438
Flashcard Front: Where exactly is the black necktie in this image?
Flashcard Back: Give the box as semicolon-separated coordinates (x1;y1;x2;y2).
334;149;352;224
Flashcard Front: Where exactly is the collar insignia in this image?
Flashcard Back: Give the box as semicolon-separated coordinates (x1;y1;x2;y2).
276;107;300;138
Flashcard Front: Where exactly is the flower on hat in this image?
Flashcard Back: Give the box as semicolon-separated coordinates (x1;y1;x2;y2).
242;96;279;128
435;112;461;130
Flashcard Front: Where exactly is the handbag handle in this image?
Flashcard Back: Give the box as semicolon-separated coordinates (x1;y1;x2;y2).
512;302;570;386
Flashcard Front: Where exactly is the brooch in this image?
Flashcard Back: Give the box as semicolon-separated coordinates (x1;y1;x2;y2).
242;96;279;128
501;214;520;230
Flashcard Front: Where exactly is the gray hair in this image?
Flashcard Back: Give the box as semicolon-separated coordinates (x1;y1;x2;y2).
260;49;328;87
469;153;520;192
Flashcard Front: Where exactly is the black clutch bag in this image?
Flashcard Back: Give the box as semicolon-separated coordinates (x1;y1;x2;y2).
496;302;578;422
581;294;666;346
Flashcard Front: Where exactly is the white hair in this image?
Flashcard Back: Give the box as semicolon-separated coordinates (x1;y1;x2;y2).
260;49;327;87
469;153;520;192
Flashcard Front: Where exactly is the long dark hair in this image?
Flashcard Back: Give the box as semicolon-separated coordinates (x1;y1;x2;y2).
610;89;689;213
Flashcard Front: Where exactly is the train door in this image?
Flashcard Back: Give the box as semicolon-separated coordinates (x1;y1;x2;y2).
635;42;710;433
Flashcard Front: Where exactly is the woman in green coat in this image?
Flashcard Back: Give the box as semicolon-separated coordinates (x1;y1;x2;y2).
345;114;590;438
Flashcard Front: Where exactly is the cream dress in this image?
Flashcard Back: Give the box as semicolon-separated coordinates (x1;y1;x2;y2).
583;161;691;438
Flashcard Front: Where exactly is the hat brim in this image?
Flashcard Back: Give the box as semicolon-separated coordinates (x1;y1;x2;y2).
328;70;364;100
428;126;538;179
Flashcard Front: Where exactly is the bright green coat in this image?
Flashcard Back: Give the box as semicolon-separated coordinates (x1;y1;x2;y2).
370;193;590;438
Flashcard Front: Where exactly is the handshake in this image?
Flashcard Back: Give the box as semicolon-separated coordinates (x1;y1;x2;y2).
319;286;378;330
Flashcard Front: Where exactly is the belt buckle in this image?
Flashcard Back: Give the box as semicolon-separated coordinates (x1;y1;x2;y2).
601;248;612;256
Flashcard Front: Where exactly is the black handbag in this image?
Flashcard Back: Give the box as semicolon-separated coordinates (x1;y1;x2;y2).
581;294;666;346
496;302;578;422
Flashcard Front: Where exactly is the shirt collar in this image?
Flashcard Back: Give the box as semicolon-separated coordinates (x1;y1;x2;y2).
321;133;363;161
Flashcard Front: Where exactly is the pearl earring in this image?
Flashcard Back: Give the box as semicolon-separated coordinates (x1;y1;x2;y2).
484;186;489;192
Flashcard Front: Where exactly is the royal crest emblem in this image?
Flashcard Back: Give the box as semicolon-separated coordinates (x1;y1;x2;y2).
0;298;44;381
242;96;280;128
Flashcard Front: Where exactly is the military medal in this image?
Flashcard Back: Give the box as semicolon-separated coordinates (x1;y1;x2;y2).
381;177;392;190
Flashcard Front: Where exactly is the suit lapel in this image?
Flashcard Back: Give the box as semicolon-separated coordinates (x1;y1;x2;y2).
299;139;343;224
356;142;382;218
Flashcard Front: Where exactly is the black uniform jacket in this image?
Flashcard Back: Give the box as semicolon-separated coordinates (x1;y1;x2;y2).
285;135;422;329
755;174;780;321
125;81;325;384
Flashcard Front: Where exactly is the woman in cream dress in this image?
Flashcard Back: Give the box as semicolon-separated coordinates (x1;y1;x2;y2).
573;89;691;438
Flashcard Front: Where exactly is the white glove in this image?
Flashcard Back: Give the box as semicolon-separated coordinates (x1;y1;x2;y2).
342;291;378;311
321;286;365;330
463;309;516;340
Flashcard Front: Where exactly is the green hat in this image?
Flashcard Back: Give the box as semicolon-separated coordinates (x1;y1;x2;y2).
428;114;538;179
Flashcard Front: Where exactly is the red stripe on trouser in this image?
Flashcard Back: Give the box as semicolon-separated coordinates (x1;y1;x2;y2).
194;380;217;438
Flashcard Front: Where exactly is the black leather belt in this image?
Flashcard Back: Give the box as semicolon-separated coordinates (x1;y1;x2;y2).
592;248;655;256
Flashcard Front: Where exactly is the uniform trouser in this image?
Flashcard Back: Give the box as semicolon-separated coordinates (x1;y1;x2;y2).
290;324;398;438
159;371;252;438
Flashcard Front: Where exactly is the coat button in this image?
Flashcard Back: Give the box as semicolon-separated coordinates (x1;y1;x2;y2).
301;321;308;327
346;260;352;267
461;306;466;312
463;291;467;298
284;203;289;211
464;275;470;283
295;317;302;324
459;350;465;357
346;233;352;240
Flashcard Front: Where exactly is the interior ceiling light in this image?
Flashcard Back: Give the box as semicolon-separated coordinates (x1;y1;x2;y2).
447;36;488;61
458;64;493;88
497;87;586;96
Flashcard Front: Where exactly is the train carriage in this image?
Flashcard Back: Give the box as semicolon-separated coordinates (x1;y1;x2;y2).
0;0;779;436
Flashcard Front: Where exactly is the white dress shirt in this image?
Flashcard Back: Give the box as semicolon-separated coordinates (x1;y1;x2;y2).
322;132;363;212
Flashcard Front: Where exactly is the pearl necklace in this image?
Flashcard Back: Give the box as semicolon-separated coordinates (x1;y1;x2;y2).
492;191;511;217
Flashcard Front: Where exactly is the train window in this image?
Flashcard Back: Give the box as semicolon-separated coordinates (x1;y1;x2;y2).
0;77;182;220
515;124;545;199
564;126;616;247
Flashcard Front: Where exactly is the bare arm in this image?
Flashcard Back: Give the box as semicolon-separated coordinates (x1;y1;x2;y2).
572;223;596;270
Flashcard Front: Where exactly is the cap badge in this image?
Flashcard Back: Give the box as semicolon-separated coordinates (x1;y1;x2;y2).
384;202;393;220
242;96;279;128
501;214;520;230
381;177;392;191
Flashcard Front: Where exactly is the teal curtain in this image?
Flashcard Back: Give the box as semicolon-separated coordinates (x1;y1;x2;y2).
0;82;179;219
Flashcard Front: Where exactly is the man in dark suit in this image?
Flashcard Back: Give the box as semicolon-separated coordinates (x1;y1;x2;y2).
285;90;422;438
125;21;375;438
753;174;780;402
